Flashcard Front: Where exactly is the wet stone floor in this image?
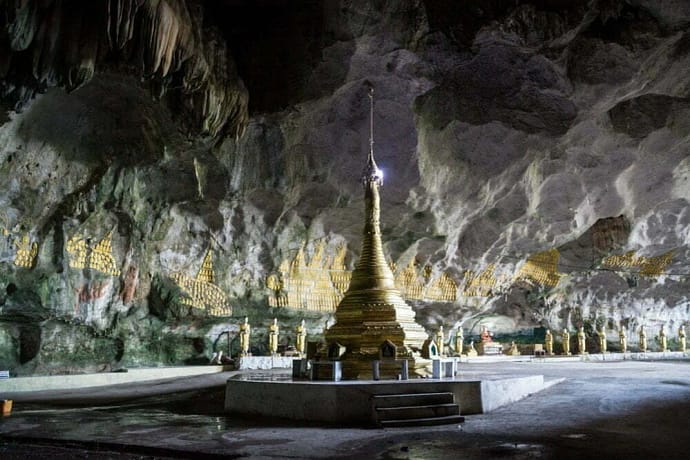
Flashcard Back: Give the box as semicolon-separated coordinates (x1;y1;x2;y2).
1;361;690;459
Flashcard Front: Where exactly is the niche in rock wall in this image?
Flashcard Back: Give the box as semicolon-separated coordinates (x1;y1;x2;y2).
6;283;17;295
558;215;631;271
19;324;41;364
114;337;125;363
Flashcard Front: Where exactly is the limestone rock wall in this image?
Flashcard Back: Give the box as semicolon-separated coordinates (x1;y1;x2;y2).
1;0;689;374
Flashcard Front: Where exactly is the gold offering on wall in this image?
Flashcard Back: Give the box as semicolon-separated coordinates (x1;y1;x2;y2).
66;230;120;276
513;248;563;287
602;250;673;277
266;241;351;312
462;263;498;297
13;233;38;268
171;248;231;317
267;241;458;311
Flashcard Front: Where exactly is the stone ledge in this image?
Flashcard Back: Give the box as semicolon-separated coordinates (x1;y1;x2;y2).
584;351;689;361
236;356;297;370
0;365;232;393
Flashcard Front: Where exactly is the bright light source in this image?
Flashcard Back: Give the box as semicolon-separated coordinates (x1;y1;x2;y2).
375;168;384;181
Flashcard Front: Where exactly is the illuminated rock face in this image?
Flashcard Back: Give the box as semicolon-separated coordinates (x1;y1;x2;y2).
325;151;429;378
1;1;690;374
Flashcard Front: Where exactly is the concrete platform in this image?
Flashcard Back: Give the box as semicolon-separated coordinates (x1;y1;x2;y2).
225;373;560;424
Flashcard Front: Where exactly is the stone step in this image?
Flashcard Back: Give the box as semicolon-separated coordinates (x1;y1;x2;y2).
371;392;454;409
376;403;460;421
379;414;466;428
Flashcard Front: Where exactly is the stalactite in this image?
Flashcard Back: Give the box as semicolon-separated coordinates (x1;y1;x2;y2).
6;0;40;51
107;0;144;51
30;0;62;84
0;0;248;138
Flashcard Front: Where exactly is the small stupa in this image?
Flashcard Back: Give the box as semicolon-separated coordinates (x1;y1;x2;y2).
324;85;430;379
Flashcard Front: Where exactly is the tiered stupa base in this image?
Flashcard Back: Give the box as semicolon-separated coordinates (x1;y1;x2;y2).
325;288;432;379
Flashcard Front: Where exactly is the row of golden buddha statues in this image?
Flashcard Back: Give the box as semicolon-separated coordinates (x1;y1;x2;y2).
238;317;308;357
230;318;687;363
545;324;687;355
424;323;688;357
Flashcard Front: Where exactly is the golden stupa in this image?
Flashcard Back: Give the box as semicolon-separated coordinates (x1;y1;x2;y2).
324;86;430;379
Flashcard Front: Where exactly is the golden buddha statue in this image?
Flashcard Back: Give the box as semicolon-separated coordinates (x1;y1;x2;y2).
561;329;571;355
507;341;520;356
268;318;279;356
324;86;429;378
639;326;647;352
454;327;464;356
597;325;607;353
239;317;251;357
658;326;668;352
679;325;686;353
435;325;445;357
545;329;554;355
577;326;586;355
619;326;627;353
296;319;307;356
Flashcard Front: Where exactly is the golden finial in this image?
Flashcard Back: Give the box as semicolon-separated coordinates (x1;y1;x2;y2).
362;83;383;187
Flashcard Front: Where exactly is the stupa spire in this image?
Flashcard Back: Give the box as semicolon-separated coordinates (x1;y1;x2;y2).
324;83;429;379
352;85;395;292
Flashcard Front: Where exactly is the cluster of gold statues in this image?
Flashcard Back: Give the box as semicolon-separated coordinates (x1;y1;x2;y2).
266;240;458;312
514;249;563;287
171;249;231;317
542;324;687;355
238;317;307;358
602;250;674;277
66;230;121;276
13;233;38;268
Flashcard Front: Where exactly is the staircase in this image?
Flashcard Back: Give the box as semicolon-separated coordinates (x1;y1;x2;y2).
371;392;465;427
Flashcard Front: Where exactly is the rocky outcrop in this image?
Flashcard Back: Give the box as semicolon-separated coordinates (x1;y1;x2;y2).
1;0;689;375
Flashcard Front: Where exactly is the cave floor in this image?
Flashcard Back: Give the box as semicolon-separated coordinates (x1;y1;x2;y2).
1;360;690;459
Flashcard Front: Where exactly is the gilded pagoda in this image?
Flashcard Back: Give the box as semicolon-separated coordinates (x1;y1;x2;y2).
324;87;430;379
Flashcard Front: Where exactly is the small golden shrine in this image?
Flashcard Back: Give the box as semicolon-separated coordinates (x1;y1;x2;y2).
324;86;429;379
